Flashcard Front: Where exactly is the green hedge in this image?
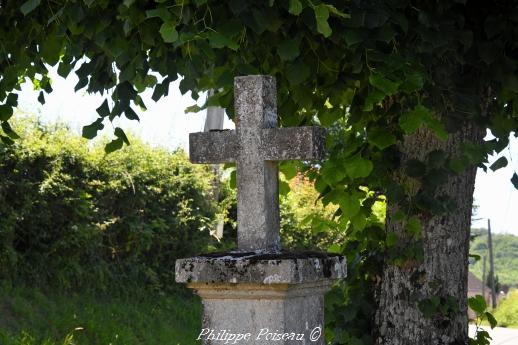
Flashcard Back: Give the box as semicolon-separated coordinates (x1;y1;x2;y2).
0;118;225;291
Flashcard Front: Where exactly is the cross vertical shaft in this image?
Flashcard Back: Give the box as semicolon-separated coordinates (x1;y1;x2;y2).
234;76;280;251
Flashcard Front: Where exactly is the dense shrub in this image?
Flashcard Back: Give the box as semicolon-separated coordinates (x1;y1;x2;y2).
0;118;225;291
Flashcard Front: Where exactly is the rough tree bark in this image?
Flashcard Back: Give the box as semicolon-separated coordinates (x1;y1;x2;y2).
375;121;485;345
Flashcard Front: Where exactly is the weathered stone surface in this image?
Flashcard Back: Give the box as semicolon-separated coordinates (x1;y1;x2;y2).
261;126;327;161
196;282;329;345
188;75;327;251
175;251;346;285
190;130;237;164
175;252;346;345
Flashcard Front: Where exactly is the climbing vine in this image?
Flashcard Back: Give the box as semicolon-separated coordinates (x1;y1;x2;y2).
1;0;518;343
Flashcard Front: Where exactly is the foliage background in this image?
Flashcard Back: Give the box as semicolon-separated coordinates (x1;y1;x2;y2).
469;229;518;287
0;117;226;291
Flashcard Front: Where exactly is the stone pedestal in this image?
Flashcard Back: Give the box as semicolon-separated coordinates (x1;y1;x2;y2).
175;251;346;345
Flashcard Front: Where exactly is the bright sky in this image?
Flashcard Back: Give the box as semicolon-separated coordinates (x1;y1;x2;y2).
15;67;518;235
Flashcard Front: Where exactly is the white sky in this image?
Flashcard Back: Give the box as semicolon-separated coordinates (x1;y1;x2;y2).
14;67;518;235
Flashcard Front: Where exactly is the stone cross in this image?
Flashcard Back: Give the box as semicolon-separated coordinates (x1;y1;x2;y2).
190;75;326;252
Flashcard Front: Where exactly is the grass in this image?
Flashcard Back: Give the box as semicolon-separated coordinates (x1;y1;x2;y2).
0;285;202;345
492;289;518;328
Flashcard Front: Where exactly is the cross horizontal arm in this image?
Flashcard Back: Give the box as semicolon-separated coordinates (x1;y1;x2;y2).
261;127;327;161
189;130;237;163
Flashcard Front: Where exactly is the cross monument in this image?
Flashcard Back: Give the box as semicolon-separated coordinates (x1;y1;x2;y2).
190;75;325;251
176;75;345;345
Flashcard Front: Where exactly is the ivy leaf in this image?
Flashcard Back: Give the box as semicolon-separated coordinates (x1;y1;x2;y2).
1;122;20;139
208;32;238;50
0;135;14;145
338;192;361;219
277;39;300;61
399;105;431;134
485;312;497;329
406;217;421;236
125;107;140;121
20;0;41;16
105;137;124;154
82;118;104;139
286;61;310;85
489;156;508;171
96;99;111;117
511;173;518;189
114;127;130;145
369;73;399;95
288;0;303;15
363;90;385;111
0;105;14;121
368;129;396;149
345;155;373;179
159;22;178;43
314;5;332;37
468;295;487;315
327;244;342;254
321;161;347;185
145;7;173;21
325;5;350;18
38;91;45;105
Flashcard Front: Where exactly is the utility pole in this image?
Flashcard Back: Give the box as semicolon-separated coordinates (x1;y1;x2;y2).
204;89;225;239
488;219;497;308
482;255;486;302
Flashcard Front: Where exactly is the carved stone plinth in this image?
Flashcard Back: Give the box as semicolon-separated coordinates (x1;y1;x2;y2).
175;252;346;345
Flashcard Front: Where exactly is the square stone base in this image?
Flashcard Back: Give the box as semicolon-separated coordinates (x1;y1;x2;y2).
175;251;346;345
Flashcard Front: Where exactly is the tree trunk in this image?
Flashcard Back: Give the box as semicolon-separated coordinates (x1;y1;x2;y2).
374;122;484;345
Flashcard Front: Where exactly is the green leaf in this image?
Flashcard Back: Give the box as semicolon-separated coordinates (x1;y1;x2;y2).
468;295;487;315
105;137;124;154
314;5;332;37
277;39;300;61
208;32;238;50
41;35;62;66
511;173;518;189
57;61;74;78
114;127;130;145
96;100;111;117
327;244;342;254
0;135;14;145
325;5;349;19
20;0;41;15
386;233;398;247
351;212;367;230
279;179;290;196
338;192;361;219
345;155;373;179
368;129;396;149
399;105;431;134
1;122;20;139
159;22;178;43
485;312;497;329
0;105;13;121
125;107;140;121
406;217;421;236
82;118;104;139
288;0;303;15
369;73;399;95
286;61;310;85
321;161;347;185
37;91;45;105
363;90;385;111
145;8;173;21
280;161;298;180
489;156;508;171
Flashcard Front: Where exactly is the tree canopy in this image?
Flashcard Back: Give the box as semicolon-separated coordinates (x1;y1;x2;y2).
2;0;518;343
